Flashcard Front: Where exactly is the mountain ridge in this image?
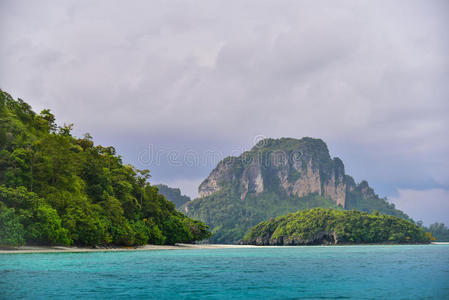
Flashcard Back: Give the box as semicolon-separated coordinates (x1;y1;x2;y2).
156;184;191;209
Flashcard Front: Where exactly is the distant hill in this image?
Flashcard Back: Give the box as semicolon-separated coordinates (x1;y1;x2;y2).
419;222;449;242
241;208;431;245
182;137;410;243
156;184;191;209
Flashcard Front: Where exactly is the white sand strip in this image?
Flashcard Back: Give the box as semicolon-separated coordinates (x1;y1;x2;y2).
0;243;256;254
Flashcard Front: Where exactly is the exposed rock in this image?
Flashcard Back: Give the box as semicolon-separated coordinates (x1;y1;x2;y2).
323;172;347;207
183;137;410;243
291;159;322;199
240;161;264;200
197;138;351;207
198;160;232;198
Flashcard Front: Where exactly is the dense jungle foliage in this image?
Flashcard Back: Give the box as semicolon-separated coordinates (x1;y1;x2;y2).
0;89;210;247
242;208;433;245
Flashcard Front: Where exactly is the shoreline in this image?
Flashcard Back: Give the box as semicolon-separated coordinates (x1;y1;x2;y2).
1;242;447;254
0;244;256;254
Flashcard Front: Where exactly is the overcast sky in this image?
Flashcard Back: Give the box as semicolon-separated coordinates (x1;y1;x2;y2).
1;0;448;225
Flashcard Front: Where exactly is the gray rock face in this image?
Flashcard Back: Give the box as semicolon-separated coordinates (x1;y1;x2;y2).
197;137;353;208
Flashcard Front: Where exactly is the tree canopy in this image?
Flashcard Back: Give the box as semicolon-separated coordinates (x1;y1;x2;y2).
242;208;433;245
0;89;210;247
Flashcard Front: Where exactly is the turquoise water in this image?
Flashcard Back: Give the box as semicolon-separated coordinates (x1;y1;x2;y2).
1;245;448;299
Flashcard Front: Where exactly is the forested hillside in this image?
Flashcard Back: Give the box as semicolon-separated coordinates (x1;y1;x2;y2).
0;90;210;247
242;208;432;245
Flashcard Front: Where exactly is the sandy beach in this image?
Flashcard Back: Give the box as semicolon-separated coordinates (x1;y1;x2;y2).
2;243;446;254
0;244;257;254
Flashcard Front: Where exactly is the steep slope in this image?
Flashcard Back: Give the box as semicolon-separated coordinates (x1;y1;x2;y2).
0;89;210;247
182;137;409;243
156;184;191;208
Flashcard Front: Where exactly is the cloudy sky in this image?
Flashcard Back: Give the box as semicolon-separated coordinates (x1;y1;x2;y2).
1;0;448;224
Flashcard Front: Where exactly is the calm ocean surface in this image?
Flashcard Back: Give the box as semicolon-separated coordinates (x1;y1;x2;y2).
1;244;448;299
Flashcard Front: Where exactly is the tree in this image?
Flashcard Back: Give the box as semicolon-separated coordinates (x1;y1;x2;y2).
39;109;57;132
0;203;25;246
23;205;71;246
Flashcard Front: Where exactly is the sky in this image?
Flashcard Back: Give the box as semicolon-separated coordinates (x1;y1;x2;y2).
0;0;448;225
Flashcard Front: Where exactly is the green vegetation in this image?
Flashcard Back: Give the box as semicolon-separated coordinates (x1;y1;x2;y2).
0;89;210;247
186;190;338;243
156;184;191;208
418;222;449;241
345;181;409;219
242;208;432;245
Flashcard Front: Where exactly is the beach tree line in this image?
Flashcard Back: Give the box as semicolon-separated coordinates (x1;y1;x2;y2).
0;89;210;247
242;208;434;245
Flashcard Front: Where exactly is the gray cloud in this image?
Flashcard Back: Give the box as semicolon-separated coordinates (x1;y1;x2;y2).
1;0;448;221
391;189;449;225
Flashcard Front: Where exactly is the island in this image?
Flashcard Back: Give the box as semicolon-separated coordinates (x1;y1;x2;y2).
241;208;433;245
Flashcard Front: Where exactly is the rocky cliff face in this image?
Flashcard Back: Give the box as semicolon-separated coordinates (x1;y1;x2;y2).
183;137;409;243
198;137;353;208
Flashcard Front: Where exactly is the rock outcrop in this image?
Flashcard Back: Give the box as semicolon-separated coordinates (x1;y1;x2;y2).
198;137;352;208
183;137;410;243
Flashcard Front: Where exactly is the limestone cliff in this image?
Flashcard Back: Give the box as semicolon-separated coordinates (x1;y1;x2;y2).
198;137;352;208
183;137;409;243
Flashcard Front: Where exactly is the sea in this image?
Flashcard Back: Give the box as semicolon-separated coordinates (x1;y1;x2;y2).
1;244;448;299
